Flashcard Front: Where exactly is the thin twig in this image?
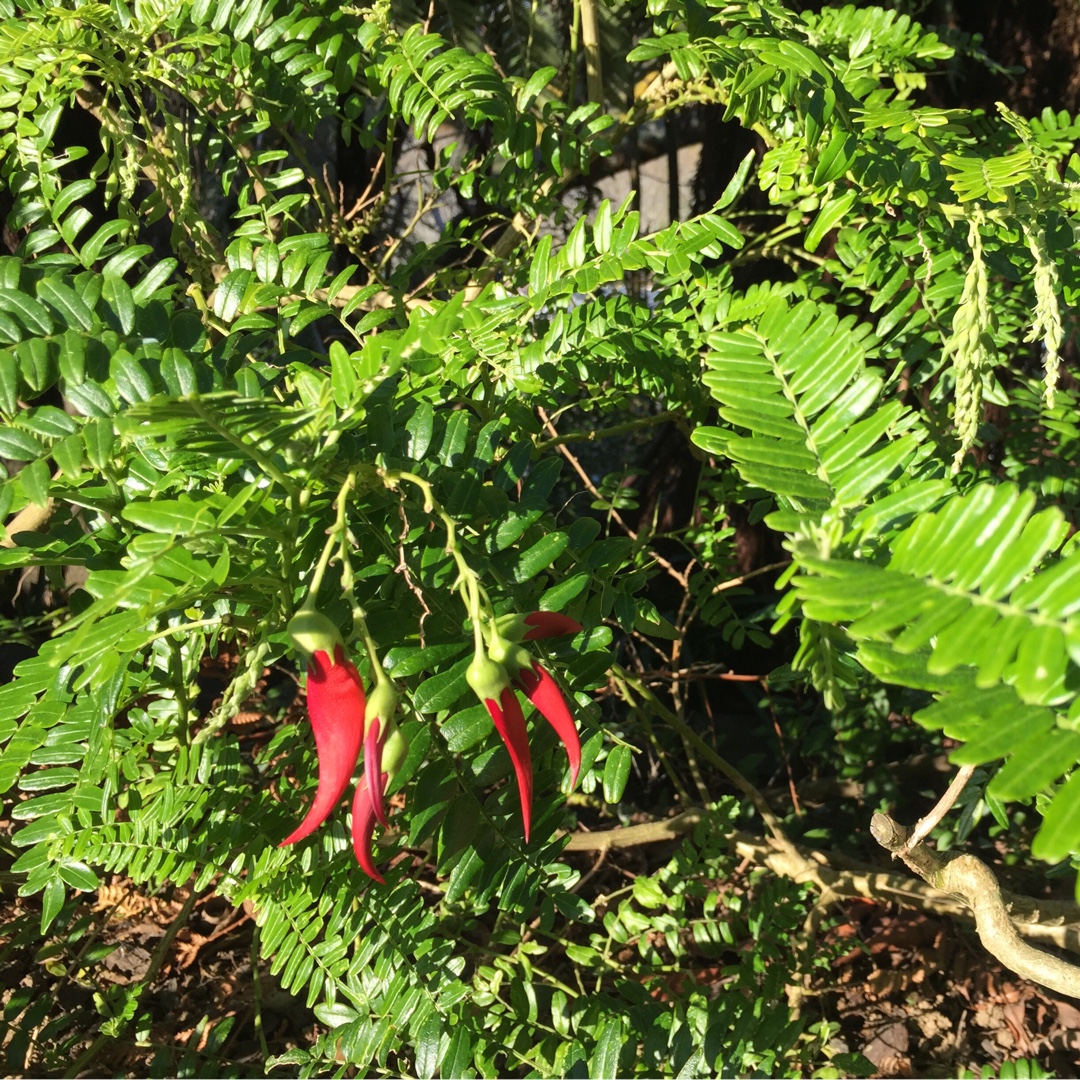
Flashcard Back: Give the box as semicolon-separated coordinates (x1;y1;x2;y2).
904;763;976;850
536;410;684;450
563;808;705;850
394;500;431;647
343;149;386;221
682;559;792;636
612;664;789;844
643;668;761;683
570;846;608;893
250;923;270;1062
670;602;712;805
624;679;695;805
536;406;689;589
709;560;792;594
763;678;801;816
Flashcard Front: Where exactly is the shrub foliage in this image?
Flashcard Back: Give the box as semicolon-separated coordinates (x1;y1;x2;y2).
2;0;1079;1074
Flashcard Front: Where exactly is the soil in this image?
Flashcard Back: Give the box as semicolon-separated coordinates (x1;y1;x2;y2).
819;899;1080;1078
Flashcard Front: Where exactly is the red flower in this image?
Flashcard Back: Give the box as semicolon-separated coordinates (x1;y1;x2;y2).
484;684;535;840
467;613;583;840
520;611;585;641
280;607;407;882
352;770;386;884
279;643;366;847
512;662;580;790
353;681;409;880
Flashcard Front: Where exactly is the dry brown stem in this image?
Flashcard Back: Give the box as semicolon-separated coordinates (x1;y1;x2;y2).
2;498;55;547
562;809;1080;961
872;812;1080;998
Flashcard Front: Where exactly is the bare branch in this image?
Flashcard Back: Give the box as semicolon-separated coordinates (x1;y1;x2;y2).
579;0;604;106
873;812;1080;998
562;809;1080;958
2;498;55;547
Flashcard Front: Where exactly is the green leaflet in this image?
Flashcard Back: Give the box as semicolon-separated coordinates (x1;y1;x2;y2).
796;481;1080;856
797;482;1079;706
694;297;926;522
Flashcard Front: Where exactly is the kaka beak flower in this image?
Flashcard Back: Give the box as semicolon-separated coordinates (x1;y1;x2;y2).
511;662;580;791
519;611;585;641
467;655;535;840
467;613;583;841
280;609;366;847
353;677;409;880
494;612;583;789
351;772;386;883
280;605;406;882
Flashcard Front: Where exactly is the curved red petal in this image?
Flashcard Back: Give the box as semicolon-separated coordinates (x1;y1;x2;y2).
484;688;534;842
515;663;581;790
364;716;389;828
280;646;366;846
522;612;584;640
351;776;387;884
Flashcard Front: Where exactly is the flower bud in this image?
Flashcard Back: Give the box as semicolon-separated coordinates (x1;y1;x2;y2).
496;611;584;642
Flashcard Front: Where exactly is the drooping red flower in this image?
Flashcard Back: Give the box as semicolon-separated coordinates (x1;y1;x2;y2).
354;678;409;880
279;644;366;847
279;606;410;882
351;771;387;884
499;612;583;790
467;613;583;840
521;611;585;641
364;717;389;828
512;661;581;790
482;685;535;841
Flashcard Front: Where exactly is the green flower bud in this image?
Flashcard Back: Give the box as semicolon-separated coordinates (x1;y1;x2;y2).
365;677;400;731
381;720;409;779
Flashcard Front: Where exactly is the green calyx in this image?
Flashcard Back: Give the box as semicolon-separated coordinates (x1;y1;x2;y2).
381;720;409;780
466;654;510;701
287;606;344;660
365;677;400;730
485;630;532;679
494;612;530;642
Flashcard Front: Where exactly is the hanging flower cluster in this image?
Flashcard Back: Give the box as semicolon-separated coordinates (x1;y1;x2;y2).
466;610;583;841
280;602;582;880
281;606;407;883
